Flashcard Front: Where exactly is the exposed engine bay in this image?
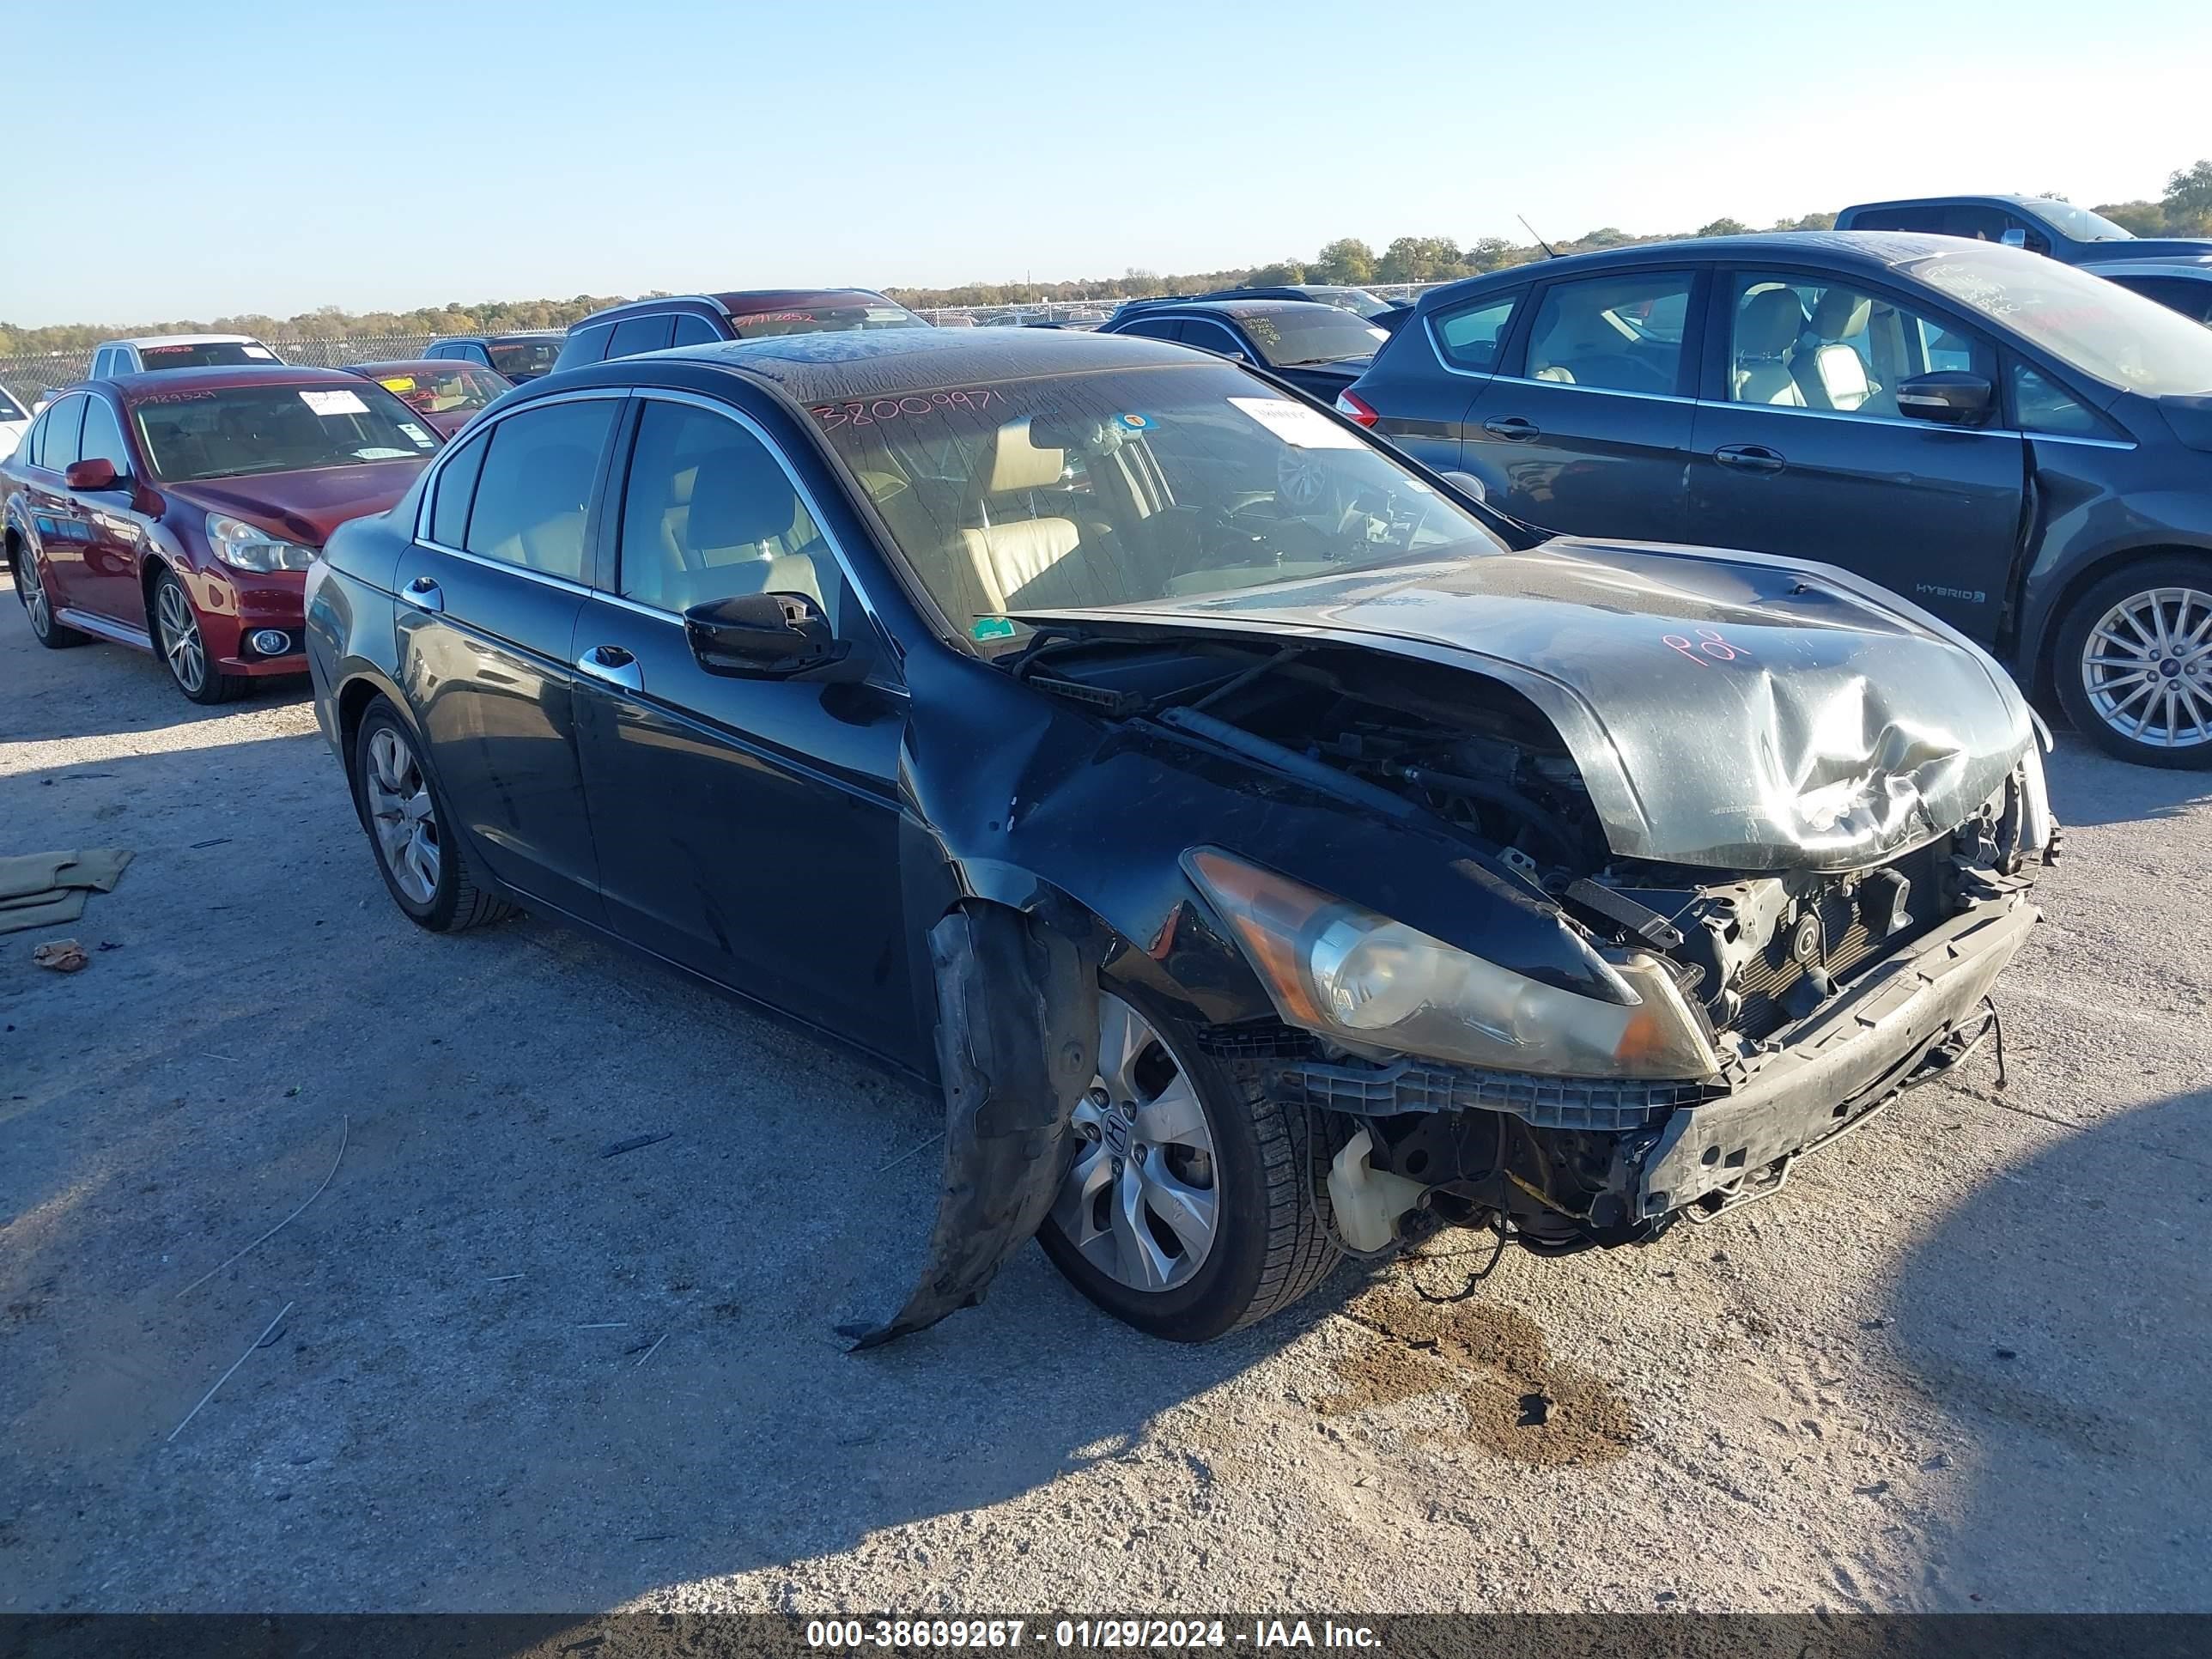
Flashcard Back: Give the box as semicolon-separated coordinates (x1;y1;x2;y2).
1008;626;2057;1255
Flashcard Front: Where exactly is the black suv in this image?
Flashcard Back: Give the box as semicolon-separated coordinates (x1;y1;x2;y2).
1341;232;2212;767
553;290;928;371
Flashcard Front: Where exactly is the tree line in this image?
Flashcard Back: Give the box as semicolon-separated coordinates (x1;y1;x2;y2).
5;161;2209;357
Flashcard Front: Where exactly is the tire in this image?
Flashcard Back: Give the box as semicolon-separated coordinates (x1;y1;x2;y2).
1037;985;1340;1342
13;545;89;648
350;697;514;933
2051;556;2212;769
150;569;247;704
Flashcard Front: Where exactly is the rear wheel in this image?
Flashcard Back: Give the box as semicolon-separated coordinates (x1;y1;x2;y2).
14;547;88;648
1037;988;1340;1341
2053;557;2212;769
152;571;246;704
351;698;513;932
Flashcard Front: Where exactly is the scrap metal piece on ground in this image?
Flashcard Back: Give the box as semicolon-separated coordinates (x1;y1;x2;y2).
0;848;134;936
31;939;89;974
841;902;1099;1350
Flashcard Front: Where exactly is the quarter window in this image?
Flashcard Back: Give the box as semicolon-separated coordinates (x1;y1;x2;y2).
1523;273;1692;394
1724;271;1991;416
1431;293;1518;371
460;400;617;581
2011;365;2104;436
672;313;721;348
607;314;678;360
616;400;837;623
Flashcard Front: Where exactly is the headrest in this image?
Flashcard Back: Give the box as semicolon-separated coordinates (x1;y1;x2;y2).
979;417;1065;495
1809;289;1873;341
1737;287;1807;357
686;443;800;550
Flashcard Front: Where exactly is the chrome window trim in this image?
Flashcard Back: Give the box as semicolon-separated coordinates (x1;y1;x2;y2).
1486;374;1697;407
1690;396;2037;441
407;538;599;599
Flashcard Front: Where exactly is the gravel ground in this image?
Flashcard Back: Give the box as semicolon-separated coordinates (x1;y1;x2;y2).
0;597;2207;1615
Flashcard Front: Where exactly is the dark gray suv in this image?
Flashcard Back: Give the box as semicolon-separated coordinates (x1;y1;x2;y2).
1340;233;2212;767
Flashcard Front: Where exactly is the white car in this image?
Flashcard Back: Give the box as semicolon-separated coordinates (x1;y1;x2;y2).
87;333;285;378
0;384;29;459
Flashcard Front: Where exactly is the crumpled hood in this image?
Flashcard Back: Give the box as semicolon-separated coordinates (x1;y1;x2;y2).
1018;539;2039;872
162;459;427;548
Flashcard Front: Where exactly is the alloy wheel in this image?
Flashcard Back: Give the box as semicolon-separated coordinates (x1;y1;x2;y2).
364;726;442;904
155;580;207;694
1049;994;1221;1294
15;556;50;638
2081;585;2212;751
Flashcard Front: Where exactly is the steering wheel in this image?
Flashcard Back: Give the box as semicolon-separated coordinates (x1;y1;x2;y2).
1274;447;1341;516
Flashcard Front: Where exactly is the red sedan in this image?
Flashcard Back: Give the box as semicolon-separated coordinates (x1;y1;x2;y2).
343;359;513;438
3;365;439;703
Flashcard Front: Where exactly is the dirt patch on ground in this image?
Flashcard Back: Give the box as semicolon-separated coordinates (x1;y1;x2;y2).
1318;1280;1636;1467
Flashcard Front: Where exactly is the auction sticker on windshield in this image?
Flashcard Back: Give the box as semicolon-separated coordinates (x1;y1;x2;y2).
1229;396;1362;449
299;389;368;417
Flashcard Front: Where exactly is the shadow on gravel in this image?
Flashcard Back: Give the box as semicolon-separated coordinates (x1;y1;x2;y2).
1891;1088;2212;1611
2036;733;2210;829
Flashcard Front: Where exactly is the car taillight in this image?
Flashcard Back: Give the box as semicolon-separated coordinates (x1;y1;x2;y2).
1334;390;1379;428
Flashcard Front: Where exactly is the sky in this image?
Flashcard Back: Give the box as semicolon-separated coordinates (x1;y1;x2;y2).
6;0;2209;327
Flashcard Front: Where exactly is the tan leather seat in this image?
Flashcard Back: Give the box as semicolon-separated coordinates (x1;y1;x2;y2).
1797;289;1875;412
1732;287;1808;406
957;419;1081;614
629;442;825;614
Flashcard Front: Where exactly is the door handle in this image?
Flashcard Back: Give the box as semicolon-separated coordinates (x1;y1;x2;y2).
1482;416;1541;441
1713;443;1786;474
576;644;641;692
399;575;444;612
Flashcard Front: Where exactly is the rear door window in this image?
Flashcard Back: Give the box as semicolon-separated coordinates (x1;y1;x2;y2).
606;315;678;360
1430;292;1519;371
555;323;615;370
1522;272;1694;394
428;429;490;547
461;400;617;582
1116;316;1185;343
671;313;722;348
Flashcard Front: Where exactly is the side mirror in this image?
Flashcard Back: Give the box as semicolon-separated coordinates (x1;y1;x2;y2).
1999;228;2027;249
1896;370;1994;425
1437;469;1489;503
64;458;120;490
684;591;858;680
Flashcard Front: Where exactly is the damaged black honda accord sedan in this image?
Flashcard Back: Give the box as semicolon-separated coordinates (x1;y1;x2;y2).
303;328;2058;1345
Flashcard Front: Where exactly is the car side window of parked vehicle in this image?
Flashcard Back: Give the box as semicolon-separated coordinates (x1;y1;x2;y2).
1116;317;1184;343
1523;273;1693;395
78;398;131;477
2009;364;2106;436
39;396;86;472
672;313;721;348
1180;319;1248;359
428;429;489;549
556;323;616;369
1431;293;1520;372
21;405;51;468
1724;272;1991;418
2112;276;2212;327
607;315;677;360
458;400;617;583
615;399;841;625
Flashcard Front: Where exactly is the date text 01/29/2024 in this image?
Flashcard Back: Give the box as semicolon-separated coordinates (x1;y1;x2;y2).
804;1620;1384;1650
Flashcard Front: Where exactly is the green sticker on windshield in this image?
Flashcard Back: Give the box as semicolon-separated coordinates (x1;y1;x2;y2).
972;617;1018;641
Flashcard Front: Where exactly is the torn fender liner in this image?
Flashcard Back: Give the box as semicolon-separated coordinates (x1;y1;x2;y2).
842;902;1099;1349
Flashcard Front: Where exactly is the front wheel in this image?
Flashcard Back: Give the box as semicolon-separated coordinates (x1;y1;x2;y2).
1037;988;1340;1341
152;570;246;703
2053;557;2212;769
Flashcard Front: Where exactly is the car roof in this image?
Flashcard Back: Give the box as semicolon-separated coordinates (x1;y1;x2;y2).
574;289;897;328
347;359;492;375
441;331;565;344
1408;230;1998;313
1846;193;2045;214
1126;297;1348;321
550;325;1194;404
100;333;265;348
88;363;378;401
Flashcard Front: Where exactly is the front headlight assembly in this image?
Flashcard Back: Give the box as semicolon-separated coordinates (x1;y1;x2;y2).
1185;847;1719;1081
206;514;318;573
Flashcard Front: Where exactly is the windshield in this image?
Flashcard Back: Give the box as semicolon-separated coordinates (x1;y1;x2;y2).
137;341;278;370
1911;248;2212;397
486;339;562;377
368;364;508;416
1299;286;1392;319
2026;198;2134;243
129;383;441;482
728;302;927;339
1235;307;1389;368
810;359;1507;642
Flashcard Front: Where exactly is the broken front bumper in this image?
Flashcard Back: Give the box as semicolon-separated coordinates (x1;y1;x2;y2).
1279;888;2039;1229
